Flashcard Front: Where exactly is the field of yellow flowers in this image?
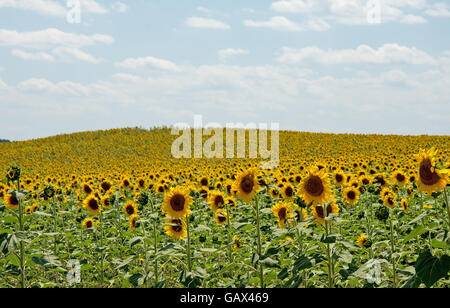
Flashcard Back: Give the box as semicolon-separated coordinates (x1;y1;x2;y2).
0;127;449;288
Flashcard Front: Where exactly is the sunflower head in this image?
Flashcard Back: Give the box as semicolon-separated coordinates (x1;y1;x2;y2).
162;187;192;219
129;214;138;231
82;218;97;229
209;191;226;212
164;218;187;240
4;193;20;210
83;195;101;215
6;166;20;182
401;198;409;213
281;184;295;200
298;168;332;206
123;200;138;217
343;186;360;206
233;169;260;203
416;148;448;195
214;209;229;225
356;234;372;248
271;202;293;229
310;202;339;226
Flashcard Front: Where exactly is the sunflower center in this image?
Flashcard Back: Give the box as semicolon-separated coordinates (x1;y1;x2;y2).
214;195;225;207
278;207;287;220
126;205;135;215
86;221;93;228
201;178;208;186
240;175;254;194
172;220;182;232
9;195;19;206
306;176;324;196
88;198;99;210
419;159;440;186
396;173;405;182
347;190;356;200
285;186;293;197
170;194;185;212
218;215;227;223
335;174;343;182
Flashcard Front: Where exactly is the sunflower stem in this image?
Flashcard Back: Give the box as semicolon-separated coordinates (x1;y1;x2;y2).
186;215;192;272
443;187;450;229
255;195;264;288
225;201;233;263
17;178;26;288
389;218;397;288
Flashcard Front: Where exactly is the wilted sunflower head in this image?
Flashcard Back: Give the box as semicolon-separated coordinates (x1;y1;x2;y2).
162;187;192;219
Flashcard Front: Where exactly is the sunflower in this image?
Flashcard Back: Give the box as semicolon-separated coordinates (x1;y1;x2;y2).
81;183;93;195
272;202;293;229
298;168;332;205
4;193;19;210
391;170;408;186
310;202;339;225
123;200;138;217
214;209;229;225
101;194;112;208
100;180;112;193
129;214;138;231
416;148;448;195
342;186;360;206
270;187;280;198
383;193;397;209
199;176;209;187
209;191;226;212
82;218;96;229
226;197;237;209
83;195;101;215
373;174;388;187
401;199;409;213
281;183;295;200
356;234;371;248
233;169;260;203
232;236;242;250
121;178;132;190
137;178;146;190
359;175;372;186
164;218;187;240
198;186;209;200
162;187;192;218
25;206;33;215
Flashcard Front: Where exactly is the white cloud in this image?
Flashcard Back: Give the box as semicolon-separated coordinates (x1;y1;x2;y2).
401;14;427;23
112;73;143;83
196;6;211;14
0;0;108;16
425;2;450;17
0;28;114;49
11;49;54;61
52;46;102;64
115;56;181;71
0;79;7;90
244;16;303;31
307;17;330;31
218;48;250;61
277;44;437;65
271;0;318;13
18;78;89;96
112;2;128;13
0;0;66;16
185;17;231;30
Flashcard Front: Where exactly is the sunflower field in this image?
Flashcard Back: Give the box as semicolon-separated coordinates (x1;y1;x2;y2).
0;127;449;288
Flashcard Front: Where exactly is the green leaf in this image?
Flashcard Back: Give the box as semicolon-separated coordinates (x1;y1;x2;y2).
431;239;449;249
415;249;450;288
403;225;427;243
128;273;145;287
293;256;313;273
260;257;280;268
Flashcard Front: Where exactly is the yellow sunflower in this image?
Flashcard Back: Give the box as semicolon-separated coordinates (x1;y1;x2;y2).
416;148;448;195
4;193;20;210
233;169;260;203
281;183;295;200
123;200;138;217
401;199;409;213
129;214;138;231
83;195;101;215
356;234;370;248
342;186;360;206
162;187;192;218
82;217;97;229
391;170;408;186
310;202;340;226
209;191;226;212
214;209;229;225
298;167;332;205
271;202;293;229
164;218;187;240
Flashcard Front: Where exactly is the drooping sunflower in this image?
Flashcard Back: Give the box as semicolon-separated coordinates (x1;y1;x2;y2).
342;186;360;206
415;148;448;195
162;187;192;218
310;202;340;225
164;218;187;240
298;168;332;205
4;193;19;210
209;191;226;212
271;202;293;229
83;195;101;215
123;200;138;217
401;199;409;213
233;169;260;203
226;197;237;209
101;194;112;208
214;209;229;225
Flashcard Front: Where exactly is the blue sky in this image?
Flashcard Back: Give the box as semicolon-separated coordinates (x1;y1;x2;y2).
0;0;449;140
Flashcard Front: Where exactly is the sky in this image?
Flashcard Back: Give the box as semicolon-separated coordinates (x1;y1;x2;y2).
0;0;449;141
